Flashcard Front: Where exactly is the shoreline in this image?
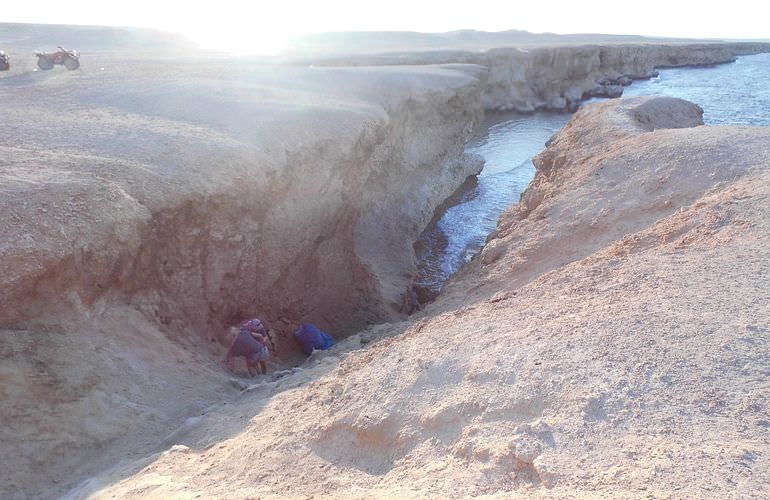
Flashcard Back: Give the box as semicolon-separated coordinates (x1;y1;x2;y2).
288;41;770;112
412;51;767;297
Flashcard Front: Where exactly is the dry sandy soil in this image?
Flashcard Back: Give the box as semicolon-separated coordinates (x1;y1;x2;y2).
76;97;770;498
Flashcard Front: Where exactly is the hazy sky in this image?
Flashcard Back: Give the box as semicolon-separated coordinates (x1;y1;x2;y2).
5;1;769;53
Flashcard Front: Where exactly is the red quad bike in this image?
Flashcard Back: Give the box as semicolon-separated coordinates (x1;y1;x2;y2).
35;46;80;70
0;51;9;71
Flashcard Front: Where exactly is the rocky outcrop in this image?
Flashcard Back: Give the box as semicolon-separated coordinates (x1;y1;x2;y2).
480;43;770;111
296;42;770;112
0;60;485;498
87;97;770;498
453;96;762;295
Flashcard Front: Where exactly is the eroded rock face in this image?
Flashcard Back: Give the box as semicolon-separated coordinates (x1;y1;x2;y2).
0;60;485;497
0;63;485;343
300;42;770;112
88;97;770;499
479;43;769;111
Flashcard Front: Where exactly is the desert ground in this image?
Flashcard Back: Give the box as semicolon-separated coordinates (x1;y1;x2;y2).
1;24;769;499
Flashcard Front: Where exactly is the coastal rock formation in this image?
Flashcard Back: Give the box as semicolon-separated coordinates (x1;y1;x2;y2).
85;96;770;498
480;43;770;111
0;57;484;498
3;22;770;498
296;41;770;112
0;63;485;336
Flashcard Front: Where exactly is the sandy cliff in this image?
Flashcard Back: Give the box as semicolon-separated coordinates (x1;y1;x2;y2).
86;96;770;498
0;61;485;337
0;57;485;498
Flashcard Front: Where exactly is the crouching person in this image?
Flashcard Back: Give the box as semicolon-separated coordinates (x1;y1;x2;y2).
294;323;334;356
225;318;274;377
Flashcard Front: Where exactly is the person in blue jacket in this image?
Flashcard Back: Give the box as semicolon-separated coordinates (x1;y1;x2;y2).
294;323;334;356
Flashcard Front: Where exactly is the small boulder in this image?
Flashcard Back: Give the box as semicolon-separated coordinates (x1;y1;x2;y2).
533;456;558;487
512;435;543;464
481;239;506;265
587;84;623;99
605;85;624;98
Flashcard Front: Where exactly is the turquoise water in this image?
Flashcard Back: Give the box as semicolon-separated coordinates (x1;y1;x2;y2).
416;52;770;293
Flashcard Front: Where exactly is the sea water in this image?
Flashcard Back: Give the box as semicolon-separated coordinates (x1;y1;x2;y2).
416;52;770;293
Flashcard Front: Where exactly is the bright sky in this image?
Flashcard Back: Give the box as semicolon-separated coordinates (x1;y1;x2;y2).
5;1;769;54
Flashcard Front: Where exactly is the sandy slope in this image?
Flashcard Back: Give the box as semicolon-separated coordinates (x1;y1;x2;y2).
84;97;770;498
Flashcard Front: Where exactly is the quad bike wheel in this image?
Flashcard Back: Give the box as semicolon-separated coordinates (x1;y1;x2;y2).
0;61;9;71
63;57;80;70
37;57;54;70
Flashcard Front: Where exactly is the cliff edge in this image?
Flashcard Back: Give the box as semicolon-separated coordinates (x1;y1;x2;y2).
85;97;770;498
0;56;485;498
293;41;770;112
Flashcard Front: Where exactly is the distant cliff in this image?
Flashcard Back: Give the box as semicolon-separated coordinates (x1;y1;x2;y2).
294;41;770;112
479;43;770;111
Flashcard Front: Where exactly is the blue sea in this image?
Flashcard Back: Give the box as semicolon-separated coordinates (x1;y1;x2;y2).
416;52;770;292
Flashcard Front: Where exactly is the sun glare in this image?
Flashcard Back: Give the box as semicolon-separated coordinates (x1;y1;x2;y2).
4;1;769;55
168;12;303;55
191;26;294;55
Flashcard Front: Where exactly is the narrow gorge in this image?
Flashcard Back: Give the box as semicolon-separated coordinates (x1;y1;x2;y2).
1;26;769;498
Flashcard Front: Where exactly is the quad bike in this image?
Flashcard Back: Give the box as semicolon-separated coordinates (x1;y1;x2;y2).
35;46;80;70
0;51;9;71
